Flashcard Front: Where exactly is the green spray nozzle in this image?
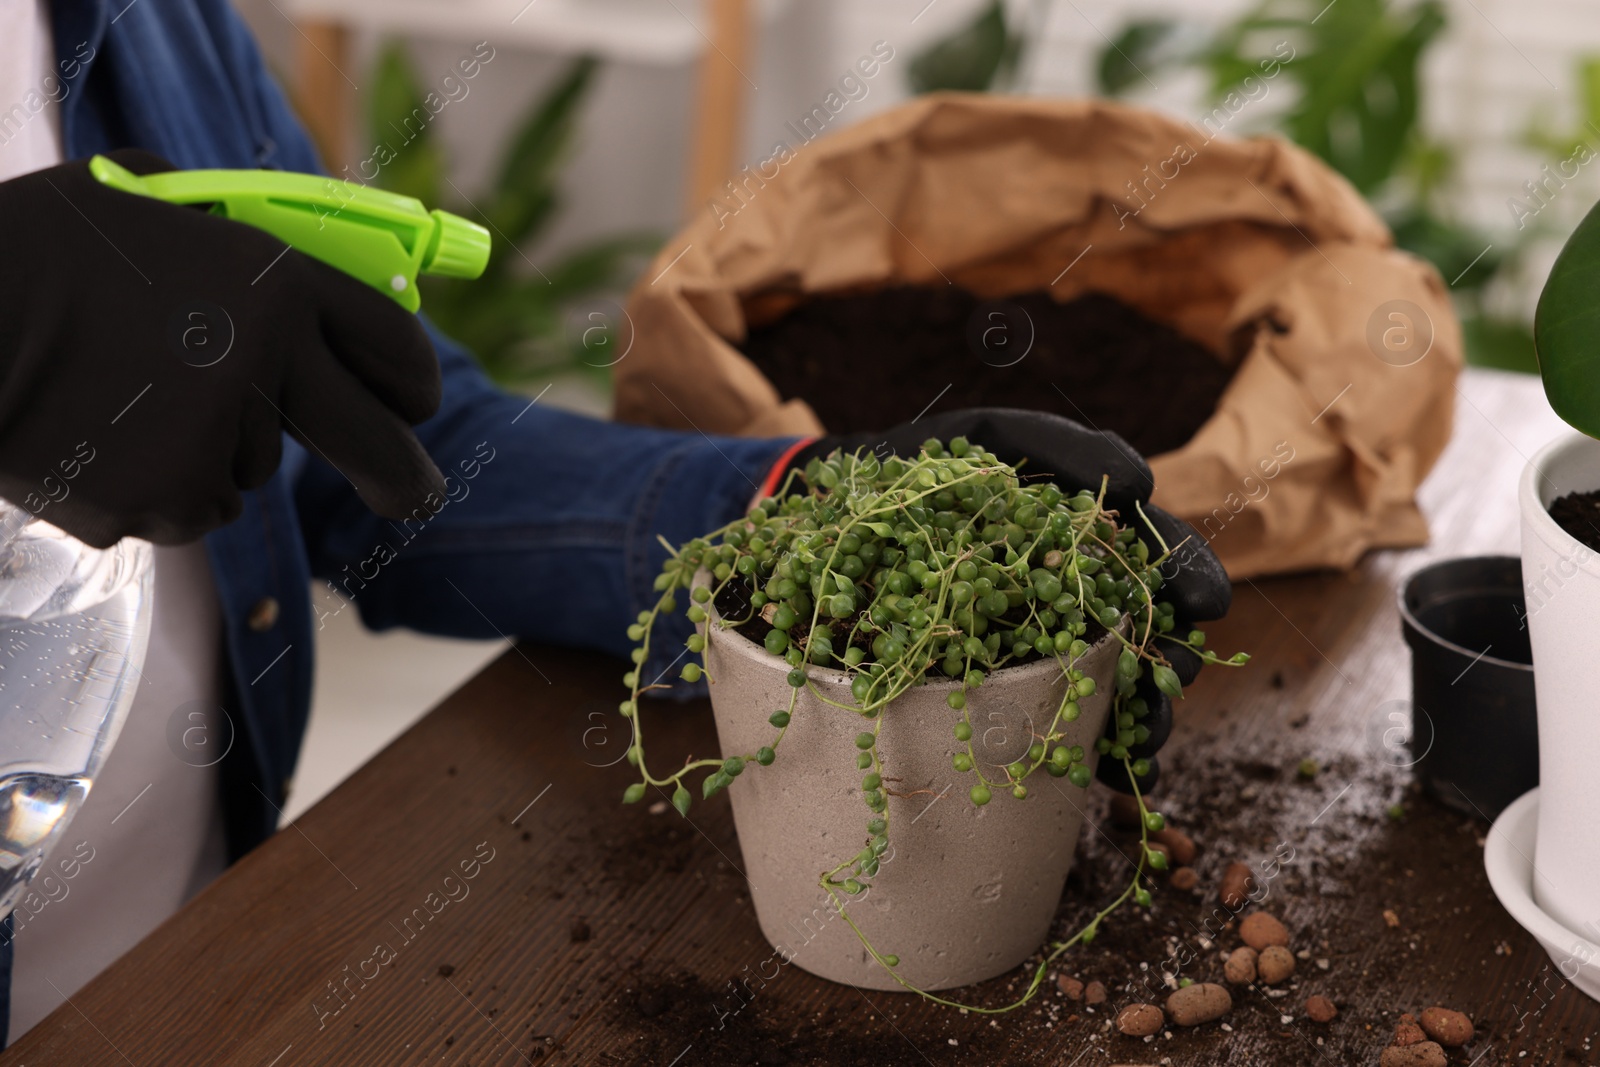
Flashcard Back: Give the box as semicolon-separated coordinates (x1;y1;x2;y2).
89;155;490;313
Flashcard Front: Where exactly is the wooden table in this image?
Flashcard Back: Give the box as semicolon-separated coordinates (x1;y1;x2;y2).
7;368;1593;1066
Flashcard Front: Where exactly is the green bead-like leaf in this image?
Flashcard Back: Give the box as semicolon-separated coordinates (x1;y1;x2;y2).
672;784;691;817
1117;648;1140;684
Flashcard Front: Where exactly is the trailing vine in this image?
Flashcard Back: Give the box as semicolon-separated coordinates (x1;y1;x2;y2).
618;437;1246;1010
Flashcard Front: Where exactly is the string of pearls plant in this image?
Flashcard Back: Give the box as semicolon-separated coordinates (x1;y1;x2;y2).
618;437;1246;1010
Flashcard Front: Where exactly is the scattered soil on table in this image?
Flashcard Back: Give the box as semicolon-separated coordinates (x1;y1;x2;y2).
738;288;1236;458
1548;489;1600;552
568;639;1600;1064
595;808;696;887
565;730;1600;1066
605;971;984;1066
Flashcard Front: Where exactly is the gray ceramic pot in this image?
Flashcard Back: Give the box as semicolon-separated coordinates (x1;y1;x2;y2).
701;611;1121;992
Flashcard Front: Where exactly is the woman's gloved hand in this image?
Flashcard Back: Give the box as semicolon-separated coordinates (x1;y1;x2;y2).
786;407;1233;794
0;149;446;547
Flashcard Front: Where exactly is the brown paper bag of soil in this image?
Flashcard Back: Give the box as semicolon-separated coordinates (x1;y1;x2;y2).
614;94;1461;578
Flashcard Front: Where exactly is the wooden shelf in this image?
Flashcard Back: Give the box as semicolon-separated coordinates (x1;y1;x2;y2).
282;0;754;66
283;0;769;218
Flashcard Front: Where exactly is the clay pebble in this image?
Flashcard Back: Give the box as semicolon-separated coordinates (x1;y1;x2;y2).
1219;861;1256;910
1166;982;1232;1026
1380;1041;1448;1067
1394;1014;1426;1047
1150;828;1197;866
1257;944;1296;984
1418;1007;1474;1046
1116;1003;1164;1037
1239;911;1290;950
1223;947;1258;985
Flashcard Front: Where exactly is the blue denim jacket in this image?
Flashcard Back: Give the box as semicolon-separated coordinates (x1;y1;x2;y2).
0;0;794;1040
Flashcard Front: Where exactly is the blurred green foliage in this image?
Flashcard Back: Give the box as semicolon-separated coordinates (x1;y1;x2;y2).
1522;57;1600;159
1098;21;1196;97
1527;57;1600;431
1094;0;1538;373
1202;0;1444;196
368;45;658;389
907;0;1020;93
913;0;1582;376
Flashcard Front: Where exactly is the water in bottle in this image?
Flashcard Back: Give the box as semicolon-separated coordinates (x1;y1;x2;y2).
0;509;151;919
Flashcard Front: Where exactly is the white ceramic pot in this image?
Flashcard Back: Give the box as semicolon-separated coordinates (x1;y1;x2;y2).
1519;432;1600;943
701;615;1121;992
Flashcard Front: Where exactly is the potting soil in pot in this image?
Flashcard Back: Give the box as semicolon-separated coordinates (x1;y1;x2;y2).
738;289;1234;457
1548;489;1600;551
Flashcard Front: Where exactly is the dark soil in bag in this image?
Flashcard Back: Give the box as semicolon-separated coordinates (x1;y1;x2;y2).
739;288;1235;457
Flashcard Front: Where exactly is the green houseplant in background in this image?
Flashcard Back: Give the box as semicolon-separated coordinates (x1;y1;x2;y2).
1534;149;1600;435
1095;0;1537;374
1524;57;1600;426
368;45;659;390
907;0;1023;94
909;0;1572;375
1185;0;1445;197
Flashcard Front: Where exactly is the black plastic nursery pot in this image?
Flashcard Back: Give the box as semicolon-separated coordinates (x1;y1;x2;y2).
1398;556;1538;819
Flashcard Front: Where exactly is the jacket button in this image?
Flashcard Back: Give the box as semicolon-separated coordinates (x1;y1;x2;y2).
248;597;280;632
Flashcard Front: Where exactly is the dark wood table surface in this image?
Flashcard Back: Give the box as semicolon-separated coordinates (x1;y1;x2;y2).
6;368;1593;1067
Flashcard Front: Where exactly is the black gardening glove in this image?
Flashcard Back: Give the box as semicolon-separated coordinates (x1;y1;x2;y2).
0;150;445;547
790;408;1232;794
